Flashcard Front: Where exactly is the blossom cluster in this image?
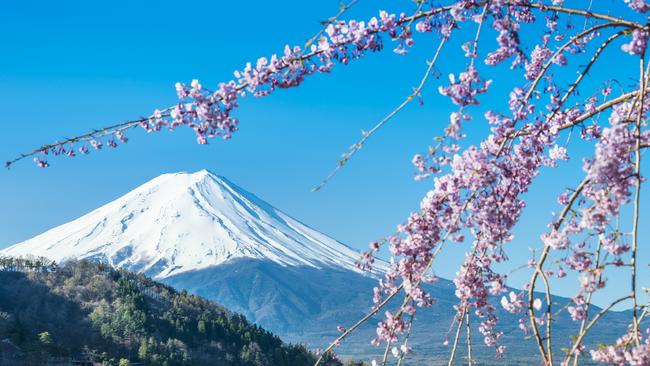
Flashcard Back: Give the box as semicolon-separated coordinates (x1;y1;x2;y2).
621;29;649;56
591;327;650;365
625;0;650;13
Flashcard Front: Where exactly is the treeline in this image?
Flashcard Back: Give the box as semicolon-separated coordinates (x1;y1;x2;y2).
0;257;341;366
0;255;56;272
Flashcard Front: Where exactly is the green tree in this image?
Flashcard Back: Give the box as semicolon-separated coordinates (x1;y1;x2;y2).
38;331;56;356
197;319;206;334
38;331;53;346
113;301;146;340
138;338;149;361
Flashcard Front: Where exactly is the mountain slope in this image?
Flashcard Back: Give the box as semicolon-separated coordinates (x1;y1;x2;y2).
162;260;636;365
164;258;390;335
0;258;340;366
2;170;374;279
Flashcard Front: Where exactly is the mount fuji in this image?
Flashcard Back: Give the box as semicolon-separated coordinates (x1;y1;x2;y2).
1;170;634;363
2;170;376;279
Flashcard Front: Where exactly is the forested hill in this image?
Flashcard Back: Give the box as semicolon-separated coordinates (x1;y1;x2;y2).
0;257;341;366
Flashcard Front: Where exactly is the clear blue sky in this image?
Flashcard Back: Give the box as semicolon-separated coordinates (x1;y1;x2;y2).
0;0;647;307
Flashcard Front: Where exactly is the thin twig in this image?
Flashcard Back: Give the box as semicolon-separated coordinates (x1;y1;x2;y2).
380;337;393;366
447;309;467;366
396;311;416;366
528;178;589;365
313;284;403;366
465;310;473;365
566;295;634;358
302;0;360;53
547;30;627;122
524;2;643;28
630;52;646;347
312;27;450;191
518;23;626;120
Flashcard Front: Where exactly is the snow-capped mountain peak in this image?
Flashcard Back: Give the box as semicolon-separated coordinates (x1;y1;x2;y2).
1;170;377;278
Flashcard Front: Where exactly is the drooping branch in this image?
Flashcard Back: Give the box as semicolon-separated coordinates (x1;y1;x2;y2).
528;177;589;365
447;308;467;366
313;284;403;366
630;51;646;347
518;23;627;120
567;295;634;359
569;237;604;366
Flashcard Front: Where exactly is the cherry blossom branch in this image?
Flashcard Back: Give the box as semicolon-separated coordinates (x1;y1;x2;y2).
553;30;627;113
566;295;634;359
569;237;604;366
313;283;403;366
510;87;650;141
317;8;624;191
563;90;649;129
497;29;635;362
512;31;630;153
10;1;645;170
518;23;627;119
316;185;476;365
8;3;462;170
4;110;171;168
520;31;633;363
497;27;629;162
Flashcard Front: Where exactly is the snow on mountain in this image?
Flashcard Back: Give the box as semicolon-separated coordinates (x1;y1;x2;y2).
1;170;378;279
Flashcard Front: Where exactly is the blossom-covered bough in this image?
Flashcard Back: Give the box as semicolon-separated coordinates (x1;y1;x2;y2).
8;0;650;365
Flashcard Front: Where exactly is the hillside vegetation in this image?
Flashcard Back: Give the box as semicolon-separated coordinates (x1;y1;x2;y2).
0;257;341;366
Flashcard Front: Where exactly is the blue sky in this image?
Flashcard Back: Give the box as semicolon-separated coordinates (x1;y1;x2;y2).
0;0;647;307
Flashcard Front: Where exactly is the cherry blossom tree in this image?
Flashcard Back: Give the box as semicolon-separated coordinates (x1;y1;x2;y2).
8;0;650;365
